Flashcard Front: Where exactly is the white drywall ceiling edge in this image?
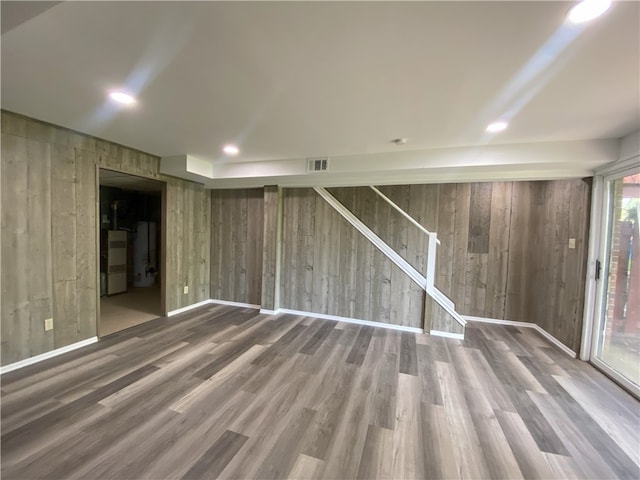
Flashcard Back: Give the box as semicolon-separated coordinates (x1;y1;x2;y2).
162;138;620;189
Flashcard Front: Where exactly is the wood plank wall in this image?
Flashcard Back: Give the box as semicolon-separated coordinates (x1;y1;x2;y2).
210;188;264;305
1;111;211;365
327;182;591;351
279;189;425;329
260;186;280;310
506;180;591;351
166;179;211;309
208;182;590;350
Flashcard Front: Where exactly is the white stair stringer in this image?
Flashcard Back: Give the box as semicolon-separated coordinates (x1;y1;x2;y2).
314;187;466;331
428;286;466;327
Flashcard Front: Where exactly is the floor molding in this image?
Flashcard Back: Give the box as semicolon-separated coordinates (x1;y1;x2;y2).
531;324;577;358
275;308;424;334
463;315;577;358
430;330;465;340
168;298;262;317
167;299;214;316
0;337;99;375
209;299;261;310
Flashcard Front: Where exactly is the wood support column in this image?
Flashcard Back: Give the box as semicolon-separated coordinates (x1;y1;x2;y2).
261;186;282;311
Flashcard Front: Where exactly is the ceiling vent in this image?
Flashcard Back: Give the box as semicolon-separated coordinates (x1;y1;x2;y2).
307;157;329;173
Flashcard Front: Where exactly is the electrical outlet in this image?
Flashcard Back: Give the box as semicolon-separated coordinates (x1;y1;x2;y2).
183;285;189;294
568;238;576;249
44;318;54;331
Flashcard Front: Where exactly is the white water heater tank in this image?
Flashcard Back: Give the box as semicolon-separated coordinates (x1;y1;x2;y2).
133;221;157;287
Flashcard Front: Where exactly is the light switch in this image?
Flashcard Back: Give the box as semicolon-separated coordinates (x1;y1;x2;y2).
184;285;189;294
568;238;576;249
44;318;54;331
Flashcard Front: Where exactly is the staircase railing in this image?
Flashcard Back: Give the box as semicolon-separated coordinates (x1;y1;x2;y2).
313;187;465;331
369;186;441;245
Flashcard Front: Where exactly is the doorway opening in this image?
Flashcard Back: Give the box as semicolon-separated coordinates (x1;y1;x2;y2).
98;168;166;336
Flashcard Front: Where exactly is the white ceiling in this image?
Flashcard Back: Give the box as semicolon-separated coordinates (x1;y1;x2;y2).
2;1;639;187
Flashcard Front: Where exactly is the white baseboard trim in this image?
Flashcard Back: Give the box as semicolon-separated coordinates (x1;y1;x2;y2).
0;337;99;375
462;315;532;328
209;299;261;310
430;330;465;340
259;309;279;315
276;308;424;334
531;324;577;358
167;299;214;316
463;315;577;358
162;298;264;317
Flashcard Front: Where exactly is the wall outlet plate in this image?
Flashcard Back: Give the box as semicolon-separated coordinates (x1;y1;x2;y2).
44;318;54;331
183;285;189;294
568;238;576;249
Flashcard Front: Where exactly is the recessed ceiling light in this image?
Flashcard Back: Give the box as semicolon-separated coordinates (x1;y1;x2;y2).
223;144;239;155
567;0;611;23
391;138;408;145
486;121;508;133
109;91;136;105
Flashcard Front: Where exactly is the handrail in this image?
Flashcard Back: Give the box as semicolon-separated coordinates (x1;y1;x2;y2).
314;187;427;289
369;186;441;245
315;187;466;330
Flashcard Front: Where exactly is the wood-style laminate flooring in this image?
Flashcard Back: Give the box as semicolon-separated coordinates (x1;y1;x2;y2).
2;304;639;479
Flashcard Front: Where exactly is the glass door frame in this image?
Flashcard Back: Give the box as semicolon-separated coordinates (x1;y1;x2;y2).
581;156;640;399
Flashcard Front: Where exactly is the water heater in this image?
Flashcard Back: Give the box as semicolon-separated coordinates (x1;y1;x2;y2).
133;221;157;287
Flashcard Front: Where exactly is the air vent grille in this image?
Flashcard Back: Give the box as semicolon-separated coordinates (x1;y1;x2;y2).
307;157;329;173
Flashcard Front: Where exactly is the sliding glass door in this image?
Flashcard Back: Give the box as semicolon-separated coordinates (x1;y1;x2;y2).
592;169;640;396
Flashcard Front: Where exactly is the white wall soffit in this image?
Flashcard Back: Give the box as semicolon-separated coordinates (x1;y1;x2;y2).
618;130;639;162
160;155;213;184
593;130;639;177
165;139;619;189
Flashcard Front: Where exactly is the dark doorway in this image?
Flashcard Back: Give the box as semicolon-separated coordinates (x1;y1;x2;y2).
98;169;165;336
